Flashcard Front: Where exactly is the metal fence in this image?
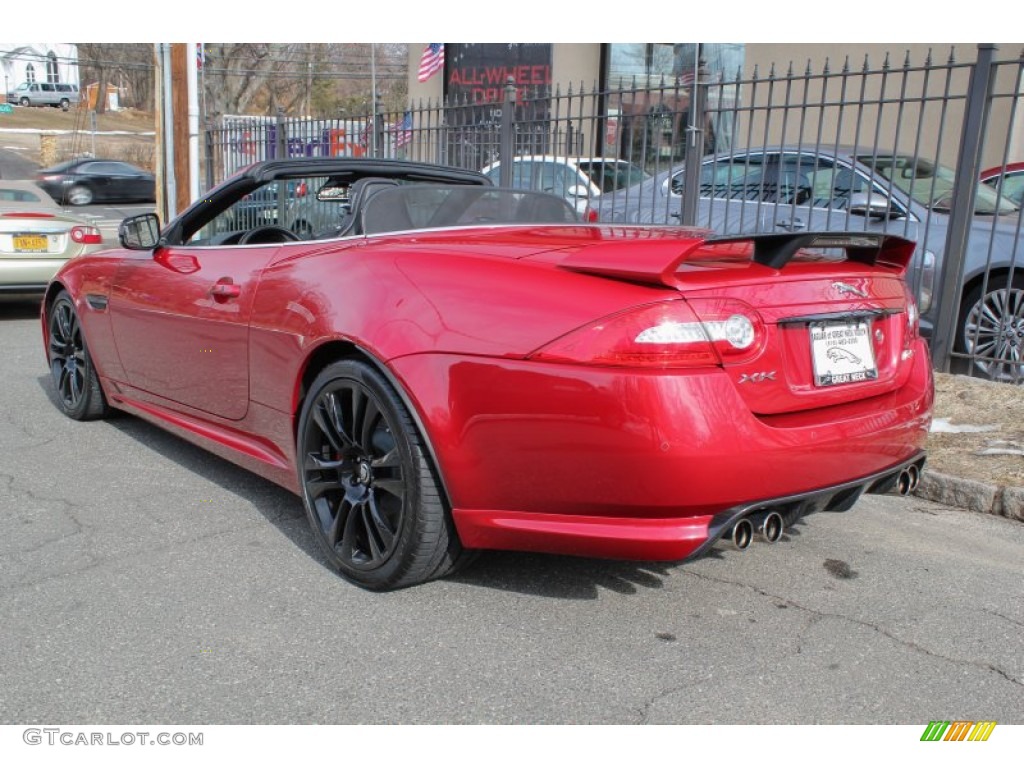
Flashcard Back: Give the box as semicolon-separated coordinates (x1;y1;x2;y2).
202;44;1024;383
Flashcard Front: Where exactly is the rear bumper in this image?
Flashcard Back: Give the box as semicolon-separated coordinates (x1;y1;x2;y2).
389;339;933;560
453;451;926;561
0;258;68;290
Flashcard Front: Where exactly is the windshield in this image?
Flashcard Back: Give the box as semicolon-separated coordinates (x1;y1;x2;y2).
857;155;1018;215
576;161;651;193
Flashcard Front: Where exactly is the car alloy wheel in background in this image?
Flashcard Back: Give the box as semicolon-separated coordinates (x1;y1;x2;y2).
297;360;464;590
66;185;94;206
959;275;1024;382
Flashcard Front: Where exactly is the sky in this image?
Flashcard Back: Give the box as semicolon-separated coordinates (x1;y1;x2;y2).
16;2;1013;45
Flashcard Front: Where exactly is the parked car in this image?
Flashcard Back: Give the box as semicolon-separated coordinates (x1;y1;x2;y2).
7;82;80;110
42;157;930;590
36;159;156;206
980;162;1024;207
481;155;649;213
599;147;1023;382
0;180;103;294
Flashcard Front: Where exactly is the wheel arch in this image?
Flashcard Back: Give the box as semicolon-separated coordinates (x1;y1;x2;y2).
293;340;453;508
960;266;1023;307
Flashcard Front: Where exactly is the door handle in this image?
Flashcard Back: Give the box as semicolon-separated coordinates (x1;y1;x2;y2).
210;280;241;299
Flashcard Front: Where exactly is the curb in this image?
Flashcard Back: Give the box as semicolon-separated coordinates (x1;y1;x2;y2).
915;470;1024;522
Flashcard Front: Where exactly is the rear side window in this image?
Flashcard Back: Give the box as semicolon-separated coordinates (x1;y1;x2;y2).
0;188;44;202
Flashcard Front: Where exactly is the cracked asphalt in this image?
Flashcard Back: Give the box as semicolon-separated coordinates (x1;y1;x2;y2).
1;298;1022;724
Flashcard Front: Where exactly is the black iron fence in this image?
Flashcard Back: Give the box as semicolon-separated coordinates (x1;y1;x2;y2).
202;44;1024;383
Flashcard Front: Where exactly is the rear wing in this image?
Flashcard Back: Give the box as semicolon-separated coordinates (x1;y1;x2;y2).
703;232;915;271
558;232;917;289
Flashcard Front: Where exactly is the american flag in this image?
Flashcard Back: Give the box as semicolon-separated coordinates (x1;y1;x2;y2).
393;112;413;149
418;44;445;83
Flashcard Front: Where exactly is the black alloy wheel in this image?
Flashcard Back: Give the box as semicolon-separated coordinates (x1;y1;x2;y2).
47;291;110;420
958;275;1024;383
297;360;468;590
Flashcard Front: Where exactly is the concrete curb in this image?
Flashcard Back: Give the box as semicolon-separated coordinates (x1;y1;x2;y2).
915;470;1024;522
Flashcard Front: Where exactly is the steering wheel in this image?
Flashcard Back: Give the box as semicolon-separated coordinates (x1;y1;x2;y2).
238;225;302;245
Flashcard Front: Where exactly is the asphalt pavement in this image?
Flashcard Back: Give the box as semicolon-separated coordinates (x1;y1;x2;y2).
0;301;1021;724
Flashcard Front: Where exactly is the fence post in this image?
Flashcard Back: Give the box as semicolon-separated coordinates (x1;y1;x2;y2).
203;120;215;193
931;44;998;371
373;98;385;158
275;108;286;161
499;77;516;187
679;57;711;226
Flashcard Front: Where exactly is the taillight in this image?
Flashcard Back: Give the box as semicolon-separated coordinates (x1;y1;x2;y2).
70;225;102;245
530;299;764;369
1;212;54;218
918;249;936;314
904;287;920;343
296;181;307;197
583;206;598;223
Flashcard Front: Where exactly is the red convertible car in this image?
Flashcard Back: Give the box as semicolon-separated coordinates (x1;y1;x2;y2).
42;158;933;590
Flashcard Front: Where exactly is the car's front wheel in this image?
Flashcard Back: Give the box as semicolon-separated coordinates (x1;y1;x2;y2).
297;360;468;590
47;291;110;420
958;274;1024;382
19;97;29;107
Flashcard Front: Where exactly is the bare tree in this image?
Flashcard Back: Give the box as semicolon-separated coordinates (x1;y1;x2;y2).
76;43;155;113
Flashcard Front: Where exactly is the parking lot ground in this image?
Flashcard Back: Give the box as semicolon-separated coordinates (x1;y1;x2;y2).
0;299;1021;724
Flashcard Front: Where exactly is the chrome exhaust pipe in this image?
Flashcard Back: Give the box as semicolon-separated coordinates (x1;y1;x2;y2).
729;518;753;550
754;510;785;543
907;464;920;493
896;469;912;496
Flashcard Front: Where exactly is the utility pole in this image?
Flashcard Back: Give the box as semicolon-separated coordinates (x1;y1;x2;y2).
170;43;190;215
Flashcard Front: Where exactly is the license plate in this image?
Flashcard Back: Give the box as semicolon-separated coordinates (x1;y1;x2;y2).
13;234;48;252
810;320;878;386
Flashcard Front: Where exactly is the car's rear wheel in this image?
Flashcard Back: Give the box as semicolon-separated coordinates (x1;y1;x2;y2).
47;291;110;420
957;274;1024;383
297;360;468;590
66;184;93;206
59;98;70;111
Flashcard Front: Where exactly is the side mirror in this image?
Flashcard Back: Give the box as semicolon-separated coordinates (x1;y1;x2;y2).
848;192;898;219
565;184;591;200
119;213;162;250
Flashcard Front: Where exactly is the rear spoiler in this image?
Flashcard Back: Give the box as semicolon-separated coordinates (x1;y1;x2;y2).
558;232;916;289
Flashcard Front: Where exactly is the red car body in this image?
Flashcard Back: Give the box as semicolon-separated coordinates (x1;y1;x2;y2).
41;159;933;589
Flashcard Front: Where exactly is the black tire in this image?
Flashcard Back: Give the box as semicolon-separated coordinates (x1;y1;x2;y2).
59;98;70;111
296;360;467;590
66;184;93;206
19;97;29;107
47;291;110;420
956;274;1024;383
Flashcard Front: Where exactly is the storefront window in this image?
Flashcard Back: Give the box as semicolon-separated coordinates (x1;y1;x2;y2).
603;44;744;169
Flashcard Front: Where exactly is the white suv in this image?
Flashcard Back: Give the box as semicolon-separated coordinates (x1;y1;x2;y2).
481;155;649;212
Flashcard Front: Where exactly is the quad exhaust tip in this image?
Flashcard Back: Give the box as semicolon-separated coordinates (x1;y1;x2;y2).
730;518;753;550
757;511;785;543
896;465;921;496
